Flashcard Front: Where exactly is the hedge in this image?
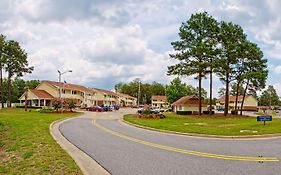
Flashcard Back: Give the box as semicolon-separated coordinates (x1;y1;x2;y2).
176;111;192;115
203;111;215;114
231;110;238;115
16;106;42;109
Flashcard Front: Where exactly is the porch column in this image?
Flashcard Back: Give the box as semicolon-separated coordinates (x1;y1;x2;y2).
38;99;40;106
44;99;46;107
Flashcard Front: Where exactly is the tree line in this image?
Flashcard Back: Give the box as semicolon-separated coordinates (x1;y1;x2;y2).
0;34;33;108
115;78;207;105
168;12;268;116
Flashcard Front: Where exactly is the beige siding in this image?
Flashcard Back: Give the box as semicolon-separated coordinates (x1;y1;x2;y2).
19;90;38;100
244;96;258;107
37;82;59;98
176;105;207;112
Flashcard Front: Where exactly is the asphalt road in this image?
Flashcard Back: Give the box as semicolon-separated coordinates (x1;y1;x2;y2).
60;109;281;175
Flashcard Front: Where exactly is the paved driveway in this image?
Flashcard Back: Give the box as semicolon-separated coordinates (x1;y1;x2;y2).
60;109;281;175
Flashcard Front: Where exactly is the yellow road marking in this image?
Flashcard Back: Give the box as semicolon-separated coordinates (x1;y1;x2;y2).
93;119;279;162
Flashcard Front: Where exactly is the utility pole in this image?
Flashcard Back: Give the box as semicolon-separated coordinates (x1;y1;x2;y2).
58;70;72;112
136;78;141;107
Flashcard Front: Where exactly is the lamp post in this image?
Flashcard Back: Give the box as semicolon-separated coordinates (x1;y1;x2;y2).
58;70;72;110
136;78;141;107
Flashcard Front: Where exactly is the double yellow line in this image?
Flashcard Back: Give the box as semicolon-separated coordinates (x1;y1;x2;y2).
93;120;279;162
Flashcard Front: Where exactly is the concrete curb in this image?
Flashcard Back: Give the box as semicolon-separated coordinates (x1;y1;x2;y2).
121;117;281;140
50;117;110;175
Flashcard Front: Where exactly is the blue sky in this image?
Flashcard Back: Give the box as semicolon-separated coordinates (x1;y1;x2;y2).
0;0;281;97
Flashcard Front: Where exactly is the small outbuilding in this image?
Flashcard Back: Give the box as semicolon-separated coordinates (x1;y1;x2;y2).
171;96;207;114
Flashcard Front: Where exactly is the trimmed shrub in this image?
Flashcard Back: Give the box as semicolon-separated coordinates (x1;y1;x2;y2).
52;100;62;112
176;111;192;115
16;106;42;109
203;111;215;114
141;109;152;115
231;110;238;115
39;108;54;113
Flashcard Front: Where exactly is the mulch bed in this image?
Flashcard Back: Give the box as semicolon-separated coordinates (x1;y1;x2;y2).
136;114;165;120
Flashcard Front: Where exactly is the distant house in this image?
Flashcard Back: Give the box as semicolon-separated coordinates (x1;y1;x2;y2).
216;95;258;111
171;96;207;113
151;95;169;108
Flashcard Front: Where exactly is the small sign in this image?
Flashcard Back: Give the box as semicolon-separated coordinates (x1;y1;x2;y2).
257;116;272;125
257;116;272;121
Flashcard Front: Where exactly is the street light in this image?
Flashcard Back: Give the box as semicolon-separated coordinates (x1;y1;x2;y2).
136;78;141;107
58;70;72;109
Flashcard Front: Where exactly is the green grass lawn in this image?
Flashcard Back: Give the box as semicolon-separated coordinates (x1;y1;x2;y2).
124;113;281;136
0;108;82;175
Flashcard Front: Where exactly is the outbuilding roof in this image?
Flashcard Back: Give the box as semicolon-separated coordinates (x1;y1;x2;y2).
172;96;207;106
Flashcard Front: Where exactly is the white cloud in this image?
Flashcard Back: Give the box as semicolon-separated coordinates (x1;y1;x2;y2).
0;0;281;97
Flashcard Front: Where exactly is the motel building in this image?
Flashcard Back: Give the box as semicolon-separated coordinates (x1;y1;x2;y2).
151;95;169;108
216;95;258;111
19;80;137;108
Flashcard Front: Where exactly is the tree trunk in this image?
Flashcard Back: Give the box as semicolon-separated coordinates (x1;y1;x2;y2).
240;79;249;115
234;80;241;111
198;72;202;116
0;64;4;108
224;73;229;116
7;72;12;108
209;65;213;115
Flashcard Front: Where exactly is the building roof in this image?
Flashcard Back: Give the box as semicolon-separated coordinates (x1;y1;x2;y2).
43;80;93;93
218;95;251;102
116;93;136;99
172;96;207;106
30;90;54;99
151;95;167;101
93;88;119;97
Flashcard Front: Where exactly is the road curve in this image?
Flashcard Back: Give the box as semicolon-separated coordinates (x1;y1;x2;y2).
60;109;281;175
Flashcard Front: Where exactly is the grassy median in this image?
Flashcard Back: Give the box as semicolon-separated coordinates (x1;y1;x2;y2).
0;108;82;175
124;113;281;136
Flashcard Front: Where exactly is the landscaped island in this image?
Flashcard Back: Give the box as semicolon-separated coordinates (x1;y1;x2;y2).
124;113;281;136
0;108;82;174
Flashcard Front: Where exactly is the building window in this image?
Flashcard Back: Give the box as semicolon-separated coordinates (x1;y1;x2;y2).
178;105;182;110
62;90;66;94
72;91;77;95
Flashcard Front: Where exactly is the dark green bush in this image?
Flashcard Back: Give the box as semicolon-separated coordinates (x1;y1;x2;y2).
203;111;215;114
16;106;42;109
176;111;192;115
141;109;152;115
39;108;54;113
231;110;238;115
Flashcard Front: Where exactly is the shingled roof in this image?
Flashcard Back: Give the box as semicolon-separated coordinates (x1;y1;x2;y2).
30;90;54;99
172;96;207;106
43;80;93;93
218;96;251;102
151;95;167;101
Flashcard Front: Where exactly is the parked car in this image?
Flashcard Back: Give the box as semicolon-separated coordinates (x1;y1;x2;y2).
101;106;110;112
87;106;104;112
113;105;119;110
150;107;160;114
137;107;144;113
217;107;225;111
